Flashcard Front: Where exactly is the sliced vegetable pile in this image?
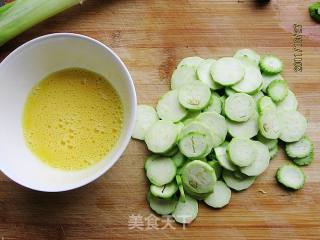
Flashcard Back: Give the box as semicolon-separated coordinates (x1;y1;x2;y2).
132;49;314;224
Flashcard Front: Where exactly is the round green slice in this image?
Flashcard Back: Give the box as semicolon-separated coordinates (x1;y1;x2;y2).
276;90;298;111
227;138;256;167
172;195;198;224
226;111;259;139
214;142;237;171
211;57;245;86
132;105;159;140
231;63;263;94
240;141;270;176
148;192;178;215
178;132;208;159
181;160;216;195
178;81;211;111
258;109;281;140
171;66;198;90
285;136;313;159
177;56;204;69
292;152;314;166
222;169;256;191
224;93;255;122
196;112;228;146
204;181;231;208
179;121;216;155
234;48;260;66
150;181;179;199
156;90;188;122
267;79;288;102
146;156;177;186
183;183;212;200
144;154;157;170
197;58;222;90
145;120;178;153
276;164;305;190
257;96;276;114
259;55;283;75
261;73;284;93
279;110;307;142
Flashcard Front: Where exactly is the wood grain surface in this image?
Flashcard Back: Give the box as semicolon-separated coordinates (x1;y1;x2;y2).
0;0;319;239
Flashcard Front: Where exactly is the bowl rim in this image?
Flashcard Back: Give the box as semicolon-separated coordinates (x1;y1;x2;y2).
0;33;137;192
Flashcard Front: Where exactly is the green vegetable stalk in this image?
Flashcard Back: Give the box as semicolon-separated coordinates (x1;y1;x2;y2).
309;2;320;22
0;2;15;15
0;0;84;47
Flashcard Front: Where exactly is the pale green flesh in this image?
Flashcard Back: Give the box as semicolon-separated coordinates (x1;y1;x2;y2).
204;93;222;114
171;66;198;89
181;160;216;195
150;181;178;199
157;90;188;122
214;142;237;171
286;136;313;159
146;157;177;186
178;81;211;111
172;195;198;224
148;192;178;215
234;48;260;66
276;164;305;190
211;57;245;86
196;112;227;146
276;90;298;111
240;141;270;176
179;121;215;155
178;56;204;69
179;133;208;159
197;59;222;90
204;181;231;208
258;109;281;139
227;138;256;167
262;73;284;92
222;169;256;191
226;111;259;139
267;80;288;102
257;96;276;114
260;55;283;74
132;105;159;140
279;110;307;142
231;63;263;94
145;120;178;153
224;93;255;122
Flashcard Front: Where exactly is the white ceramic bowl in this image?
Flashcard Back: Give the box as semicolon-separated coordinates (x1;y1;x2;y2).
0;33;137;192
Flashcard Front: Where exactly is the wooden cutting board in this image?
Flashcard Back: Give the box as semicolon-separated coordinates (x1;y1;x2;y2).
0;0;319;239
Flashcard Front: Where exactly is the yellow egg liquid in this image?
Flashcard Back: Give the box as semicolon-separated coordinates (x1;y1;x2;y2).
23;68;123;170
